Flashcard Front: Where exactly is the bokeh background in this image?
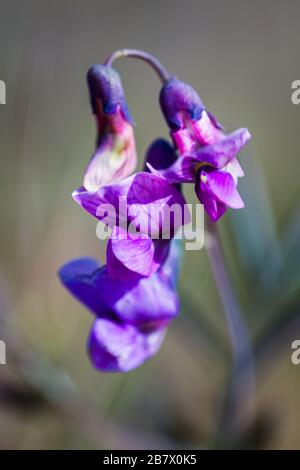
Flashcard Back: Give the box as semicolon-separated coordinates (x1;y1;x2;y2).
0;0;300;449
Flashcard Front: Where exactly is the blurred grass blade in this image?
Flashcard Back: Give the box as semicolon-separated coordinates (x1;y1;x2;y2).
280;204;300;292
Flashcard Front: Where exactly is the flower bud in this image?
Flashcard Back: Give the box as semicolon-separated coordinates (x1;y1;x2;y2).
83;65;137;191
159;78;204;130
87;64;131;122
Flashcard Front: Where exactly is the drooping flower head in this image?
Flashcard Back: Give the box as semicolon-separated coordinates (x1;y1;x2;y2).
84;65;137;191
58;49;252;373
159;78;251;221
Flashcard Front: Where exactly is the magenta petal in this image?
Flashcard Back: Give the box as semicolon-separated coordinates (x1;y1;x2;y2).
72;176;132;228
74;172;189;237
73;189;124;230
191;110;224;146
88;318;166;372
203;170;244;209
172;125;199;153
195;183;226;222
107;226;156;279
155;155;197;183
126;173;188;236
195;128;251;168
200;189;227;221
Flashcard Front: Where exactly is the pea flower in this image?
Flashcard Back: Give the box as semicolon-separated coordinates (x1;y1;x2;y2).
59;239;182;372
73;170;189;280
84;65;137;191
158;78;251;221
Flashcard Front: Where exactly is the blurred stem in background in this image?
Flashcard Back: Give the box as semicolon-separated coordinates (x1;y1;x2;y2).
206;219;255;446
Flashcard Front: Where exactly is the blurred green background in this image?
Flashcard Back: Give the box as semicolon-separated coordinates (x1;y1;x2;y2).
0;0;300;449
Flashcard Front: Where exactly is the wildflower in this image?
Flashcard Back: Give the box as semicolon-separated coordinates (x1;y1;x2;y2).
158;78;251;221
73;171;189;279
59;48;252;373
58;240;181;372
84;65;137;191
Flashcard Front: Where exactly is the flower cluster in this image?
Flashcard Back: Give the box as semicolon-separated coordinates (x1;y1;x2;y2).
59;63;187;372
59;51;251;372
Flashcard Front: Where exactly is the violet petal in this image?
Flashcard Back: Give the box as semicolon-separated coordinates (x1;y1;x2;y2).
88;318;166;372
201;170;244;209
107;226;156;279
73;172;188;237
58;257;112;319
194;128;251;168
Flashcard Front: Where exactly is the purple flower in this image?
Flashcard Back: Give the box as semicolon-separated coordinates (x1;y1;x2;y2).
58;239;181;372
73;171;189;279
83;65;137;191
58;49;253;374
159;78;251;221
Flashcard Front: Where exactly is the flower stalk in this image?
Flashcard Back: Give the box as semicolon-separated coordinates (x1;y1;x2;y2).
206;219;255;442
105;49;171;84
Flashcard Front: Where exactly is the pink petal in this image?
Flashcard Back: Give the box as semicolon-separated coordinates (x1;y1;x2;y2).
83;120;137;191
192;110;224;145
156;155;197;183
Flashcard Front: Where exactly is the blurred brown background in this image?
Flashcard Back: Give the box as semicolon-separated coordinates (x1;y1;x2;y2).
0;0;300;449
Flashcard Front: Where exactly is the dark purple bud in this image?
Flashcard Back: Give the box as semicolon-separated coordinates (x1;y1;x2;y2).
144;139;181;193
87;64;132;122
159;78;204;130
144;138;177;171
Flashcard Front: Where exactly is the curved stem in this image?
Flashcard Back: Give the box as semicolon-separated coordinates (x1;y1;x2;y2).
206;219;255;443
105;49;171;84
